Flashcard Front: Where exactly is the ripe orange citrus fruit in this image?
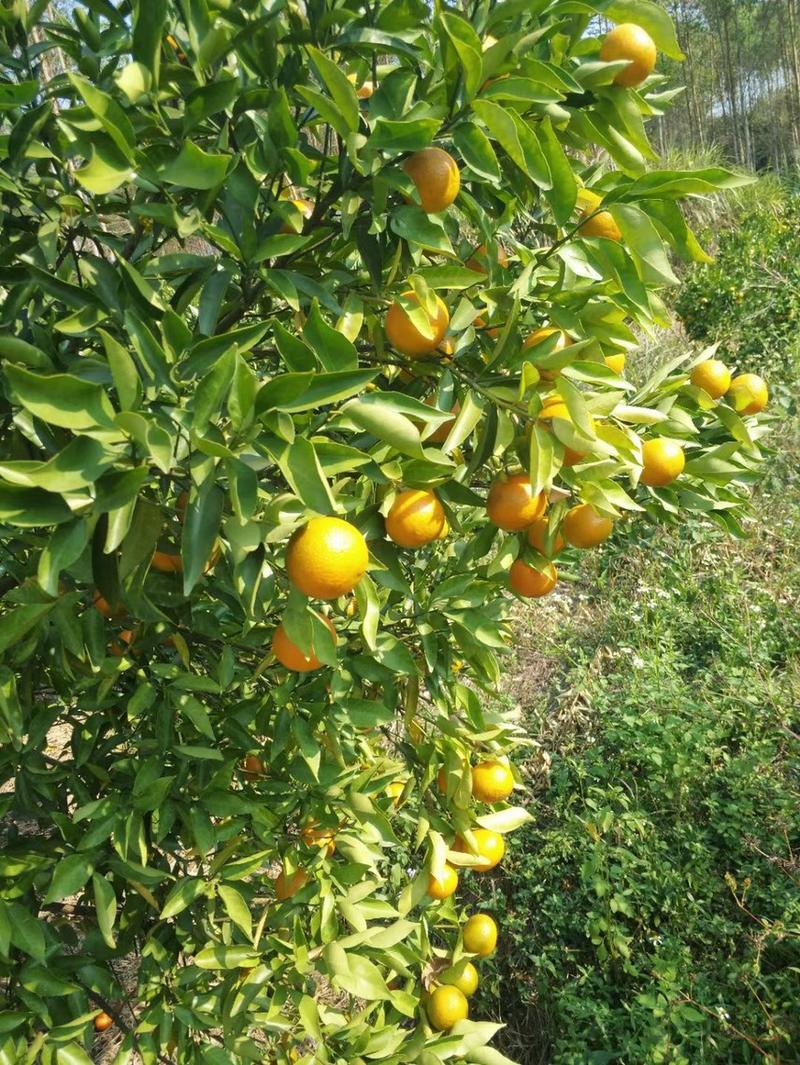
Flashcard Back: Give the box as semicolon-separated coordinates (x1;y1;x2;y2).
243;755;266;780
471;760;514;803
427;863;459;900
562;503;613;548
463;913;498;957
275;868;309;900
486;473;546;531
727;372;768;415
271;614;336;672
577;189;622;241
465;243;509;273
445;960;479;997
509;559;557;598
357;81;374;99
402;147;460;214
385;291;450;357
527;517;566;557
600;23;657;87
427;985;469;1031
524;327;572;353
604;353;626;375
286;517;368;599
455;828;505;871
151;550;183;574
109;629;137;658
301;821;336;855
640;437;685;487
94;1012;114;1033
94;592;123;619
690;358;731;398
386;489;446;547
428;864;460;898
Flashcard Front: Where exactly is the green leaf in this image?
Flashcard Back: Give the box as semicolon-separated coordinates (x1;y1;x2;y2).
307;45;360;134
366;118;443;152
611;204;677;285
74;140;136;195
539;118;576;225
68;73;136;159
440;12;483;98
44;854;94;904
472;100;551;188
182;486;224;596
303;301;358;371
274;438;337;514
258;369;376;414
218;885;253;940
528;424;556;497
160;878;206;920
324;944;392;1001
38;520;90;596
92;875;117;949
0;484;72;526
343;397;426;459
390;206;454;255
131;0;166;78
605;0;684;60
453;122;501;184
57;1044;95;1065
159;142;231;190
4;365;118;432
193;349;237;431
99;328;141;411
194;943;259;969
0;82;39;110
0;667;23;747
0;603;54;655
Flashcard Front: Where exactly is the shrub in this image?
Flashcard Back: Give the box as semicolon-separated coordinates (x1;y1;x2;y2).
0;2;773;1063
677;191;800;385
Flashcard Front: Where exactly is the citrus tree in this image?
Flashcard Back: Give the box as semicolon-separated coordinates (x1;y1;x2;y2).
0;1;771;1063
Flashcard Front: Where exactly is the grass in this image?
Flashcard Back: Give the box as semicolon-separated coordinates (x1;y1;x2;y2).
469;331;800;1064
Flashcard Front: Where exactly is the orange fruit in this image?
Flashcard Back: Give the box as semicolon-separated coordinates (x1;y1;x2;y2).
640;437;685;487
437;767;448;794
427;863;459;900
275;868;309;900
471;760;514;803
94;592;123;619
357;81;374;99
272;614;336;672
690;359;731;398
562;504;613;548
455;828;505;871
445;961;479;997
538;398;594;466
424;396;460;443
465;243;509;273
109;629;137;657
401;147;460;214
577;189;622;241
524;327;572;353
527;517;566;557
427;985;469;1031
301;821;336;855
151;550;183;574
94;1012;114;1033
604;353;626;375
509;559;557;598
727;373;768;415
386;489;446;548
286;517;368;599
462;913;498;957
600;23;657;87
474;314;500;340
243;755;266;781
385;291;450;357
486;473;546;531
